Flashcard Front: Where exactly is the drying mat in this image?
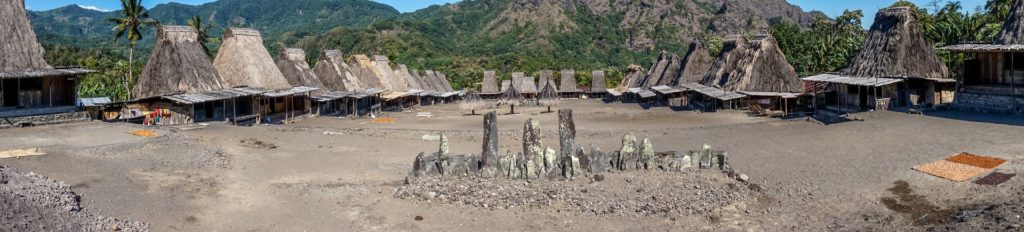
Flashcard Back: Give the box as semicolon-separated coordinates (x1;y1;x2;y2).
913;160;989;182
974;172;1016;186
946;153;1007;169
128;130;159;138
372;118;397;124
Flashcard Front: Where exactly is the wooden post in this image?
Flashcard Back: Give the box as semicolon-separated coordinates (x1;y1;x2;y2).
1012;52;1017;111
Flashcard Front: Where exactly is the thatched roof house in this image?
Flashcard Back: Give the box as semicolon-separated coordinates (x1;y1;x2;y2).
842;7;949;81
214;28;291;90
590;70;607;93
1;0;50;73
675;40;714;86
276;48;325;91
421;70;441;92
559;69;581;93
511;72;525;89
521;76;539;94
719;35;803;93
373;55;406;92
614;65;646;93
996;0;1024;45
347;54;384;89
396;65;422;90
313;50;362;92
538;80;561;106
538;70;557;92
498;80;526;106
482;70;499;94
436;71;454;92
133;25;226;100
641;53;682;88
702;35;750;88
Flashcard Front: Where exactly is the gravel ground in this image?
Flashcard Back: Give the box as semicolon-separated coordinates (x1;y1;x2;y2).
76;133;229;170
0;165;148;231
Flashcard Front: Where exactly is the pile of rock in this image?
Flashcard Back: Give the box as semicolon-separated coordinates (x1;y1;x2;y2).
407;109;744;183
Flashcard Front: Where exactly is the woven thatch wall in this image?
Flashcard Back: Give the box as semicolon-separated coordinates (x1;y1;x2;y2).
276;48;325;92
133;26;226;99
313;50;362;92
345;55;379;89
675;40;714;86
214;28;291;90
997;0;1024;44
396;65;422;90
721;35;803;93
482;70;499;93
1;0;51;72
842;7;949;80
559;69;580;92
590;70;607;93
702;35;750;88
538;70;557;92
373;55;406;92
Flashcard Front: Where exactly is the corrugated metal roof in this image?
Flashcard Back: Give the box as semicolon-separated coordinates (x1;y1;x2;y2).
801;74;903;87
651;85;685;95
680;83;746;101
0;67;96;80
78;97;112;107
940;44;1024;52
638;90;657;98
737;91;806;98
262;86;319;97
161;87;267;104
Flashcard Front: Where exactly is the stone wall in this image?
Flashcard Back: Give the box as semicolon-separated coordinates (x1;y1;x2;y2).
954;92;1024;113
0;111;90;129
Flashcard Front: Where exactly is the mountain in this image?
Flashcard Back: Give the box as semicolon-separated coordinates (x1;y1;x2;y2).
28;0;823;89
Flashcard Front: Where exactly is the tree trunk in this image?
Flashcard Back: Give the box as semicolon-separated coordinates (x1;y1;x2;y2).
125;46;134;101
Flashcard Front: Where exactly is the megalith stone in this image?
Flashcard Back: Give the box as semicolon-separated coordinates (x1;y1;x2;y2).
589;144;609;173
523;118;544;178
558;109;576;162
439;133;450;156
482;111;499;167
617;132;637;170
576;147;589;174
638;138;655;170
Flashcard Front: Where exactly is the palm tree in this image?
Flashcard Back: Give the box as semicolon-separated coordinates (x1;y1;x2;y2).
108;0;158;100
187;15;220;58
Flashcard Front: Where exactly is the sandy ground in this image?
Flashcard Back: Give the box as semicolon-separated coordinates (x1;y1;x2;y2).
1;99;1022;231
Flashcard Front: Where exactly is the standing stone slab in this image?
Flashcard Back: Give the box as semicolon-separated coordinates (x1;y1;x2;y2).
523;118;544;178
589;144;610;173
638;138;655;170
543;147;559;175
482;111;499;167
617;133;638;171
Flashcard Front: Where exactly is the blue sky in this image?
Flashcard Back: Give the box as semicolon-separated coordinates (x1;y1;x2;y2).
25;0;988;28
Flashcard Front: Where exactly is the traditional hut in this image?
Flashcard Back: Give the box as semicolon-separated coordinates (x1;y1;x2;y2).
538;80;561;112
520;76;539;99
373;55;407;92
702;35;749;88
397;65;423;90
130;25;261;125
588;70;608;98
436;72;455;92
808;6;953;117
347;55;384;90
675;40;714;86
459;89;488;115
640;53;682;89
610;65;646;100
313;50;362;92
940;0;1024;113
276;48;326;92
1;0;95;126
215;28;314;123
691;34;807;112
498;79;527;114
538;70;557;92
558;69;583;98
481;70;500;98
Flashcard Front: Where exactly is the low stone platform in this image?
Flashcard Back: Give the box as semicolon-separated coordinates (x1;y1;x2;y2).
0;111;90;129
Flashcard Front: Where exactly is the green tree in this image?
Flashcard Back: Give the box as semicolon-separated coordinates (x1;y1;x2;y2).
187;15;221;58
108;0;158;100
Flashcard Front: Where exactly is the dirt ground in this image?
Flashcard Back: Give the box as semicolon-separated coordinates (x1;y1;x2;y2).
1;99;1022;231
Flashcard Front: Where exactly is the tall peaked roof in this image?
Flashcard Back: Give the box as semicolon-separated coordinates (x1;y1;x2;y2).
214;28;291;90
842;7;949;80
133;25;227;99
276;48;325;91
538;70;557;92
590;70;607;93
702;35;750;88
498;80;526;106
997;0;1024;45
482;70;499;93
675;40;714;86
615;65;646;93
1;0;50;72
538;80;561;106
720;35;803;93
559;69;581;93
313;50;362;92
520;76;539;94
372;55;406;92
396;65;422;90
639;53;681;88
347;54;384;89
436;71;454;92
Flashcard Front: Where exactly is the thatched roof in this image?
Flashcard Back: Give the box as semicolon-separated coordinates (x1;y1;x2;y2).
615;65;646;93
538;70;557;92
511;72;525;89
1;0;50;72
460;89;489;111
520;76;539;94
498;79;526;106
396;65;422;90
412;70;433;91
590;70;607;93
373;55;406;92
997;0;1024;45
559;69;581;93
638;53;682;89
347;54;384;89
719;35;803;93
132;26;226;100
313;50;362;92
702;35;749;88
675;40;714;86
422;70;441;92
276;48;325;92
436;71;454;92
842;7;949;80
482;70;499;93
538;81;560;106
214;28;291;90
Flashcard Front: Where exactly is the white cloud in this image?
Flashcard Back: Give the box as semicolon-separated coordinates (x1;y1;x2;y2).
76;4;112;12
